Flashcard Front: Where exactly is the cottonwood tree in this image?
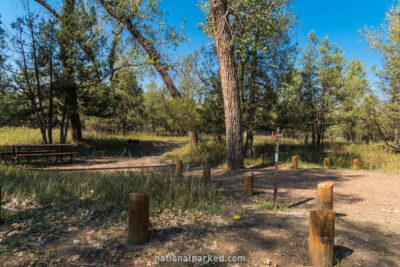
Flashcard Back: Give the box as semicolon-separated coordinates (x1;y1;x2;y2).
95;0;201;145
231;0;295;155
207;0;243;170
363;2;400;151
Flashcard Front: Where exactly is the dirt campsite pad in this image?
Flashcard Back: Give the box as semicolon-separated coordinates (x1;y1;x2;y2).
2;162;400;266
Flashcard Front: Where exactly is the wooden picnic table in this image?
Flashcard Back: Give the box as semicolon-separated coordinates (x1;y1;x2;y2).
1;144;77;164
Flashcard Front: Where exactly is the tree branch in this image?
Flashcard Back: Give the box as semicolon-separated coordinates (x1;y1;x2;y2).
33;0;61;20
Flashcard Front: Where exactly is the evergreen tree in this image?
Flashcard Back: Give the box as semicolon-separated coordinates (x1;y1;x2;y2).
363;2;400;151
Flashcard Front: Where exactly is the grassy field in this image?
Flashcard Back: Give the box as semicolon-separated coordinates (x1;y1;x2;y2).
163;135;400;174
0;127;187;157
1;127;400;173
0;127;398;265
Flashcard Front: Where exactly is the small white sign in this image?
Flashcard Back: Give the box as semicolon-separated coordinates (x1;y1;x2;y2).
275;153;278;162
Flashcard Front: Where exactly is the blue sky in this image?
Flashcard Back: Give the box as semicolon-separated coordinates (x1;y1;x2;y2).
0;0;396;89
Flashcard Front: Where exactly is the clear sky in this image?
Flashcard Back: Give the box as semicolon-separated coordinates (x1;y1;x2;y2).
0;0;396;90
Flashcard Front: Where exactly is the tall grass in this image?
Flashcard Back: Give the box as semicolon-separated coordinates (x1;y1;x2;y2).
251;136;400;173
162;135;400;174
0;127;188;157
162;141;226;167
0;165;220;216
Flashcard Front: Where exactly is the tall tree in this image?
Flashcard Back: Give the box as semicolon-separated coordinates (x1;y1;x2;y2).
209;0;243;170
34;0;109;143
362;2;400;151
8;5;60;144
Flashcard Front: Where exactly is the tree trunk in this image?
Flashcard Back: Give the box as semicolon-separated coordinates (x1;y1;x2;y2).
312;123;316;145
188;130;199;146
304;128;309;161
68;88;83;143
210;0;243;170
245;133;254;157
48;49;54;144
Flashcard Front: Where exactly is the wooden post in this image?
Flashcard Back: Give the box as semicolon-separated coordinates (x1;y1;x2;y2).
243;172;254;196
273;128;280;209
398;162;400;174
292;156;298;169
324;158;330;169
309;209;335;267
202;165;211;182
353;159;359;170
128;193;149;245
175;160;182;177
317;181;333;210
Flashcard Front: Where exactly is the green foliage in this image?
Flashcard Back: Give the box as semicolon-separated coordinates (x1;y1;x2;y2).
362;2;400;151
143;81;169;132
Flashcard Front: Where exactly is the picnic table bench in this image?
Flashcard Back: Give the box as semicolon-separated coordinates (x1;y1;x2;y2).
1;144;78;164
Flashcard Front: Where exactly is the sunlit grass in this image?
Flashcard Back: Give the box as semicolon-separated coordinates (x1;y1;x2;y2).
162;135;400;174
0;127;188;146
162;141;226;167
0;165;221;217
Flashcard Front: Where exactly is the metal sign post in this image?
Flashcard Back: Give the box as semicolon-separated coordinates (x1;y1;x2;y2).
273;127;280;210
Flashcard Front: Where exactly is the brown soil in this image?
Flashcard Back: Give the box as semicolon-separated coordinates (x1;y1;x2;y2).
2;158;400;266
186;166;400;266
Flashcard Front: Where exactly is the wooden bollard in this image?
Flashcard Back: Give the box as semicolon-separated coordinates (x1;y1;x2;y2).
202;165;210;182
309;209;335;267
353;159;359;170
317;181;333;210
243;172;254;196
292;156;298;169
175;160;182;176
398;162;400;174
324;158;330;169
128;193;149;245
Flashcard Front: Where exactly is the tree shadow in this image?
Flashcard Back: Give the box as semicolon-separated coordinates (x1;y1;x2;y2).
334;245;354;265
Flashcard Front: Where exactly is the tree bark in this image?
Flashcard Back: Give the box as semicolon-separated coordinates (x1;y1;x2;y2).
210;0;243;170
188;130;199;146
304;128;309;161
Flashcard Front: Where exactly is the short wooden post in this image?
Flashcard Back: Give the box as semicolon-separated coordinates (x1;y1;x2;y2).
175;160;182;177
243;172;254;196
317;181;333;210
292;156;298;169
309;209;335;267
353;159;359;170
202;165;211;182
324;158;330;169
128;193;149;245
398;162;400;174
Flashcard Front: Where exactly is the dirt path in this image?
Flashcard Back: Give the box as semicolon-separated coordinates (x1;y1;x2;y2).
9;150;400;266
184;166;400;266
33;141;178;172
